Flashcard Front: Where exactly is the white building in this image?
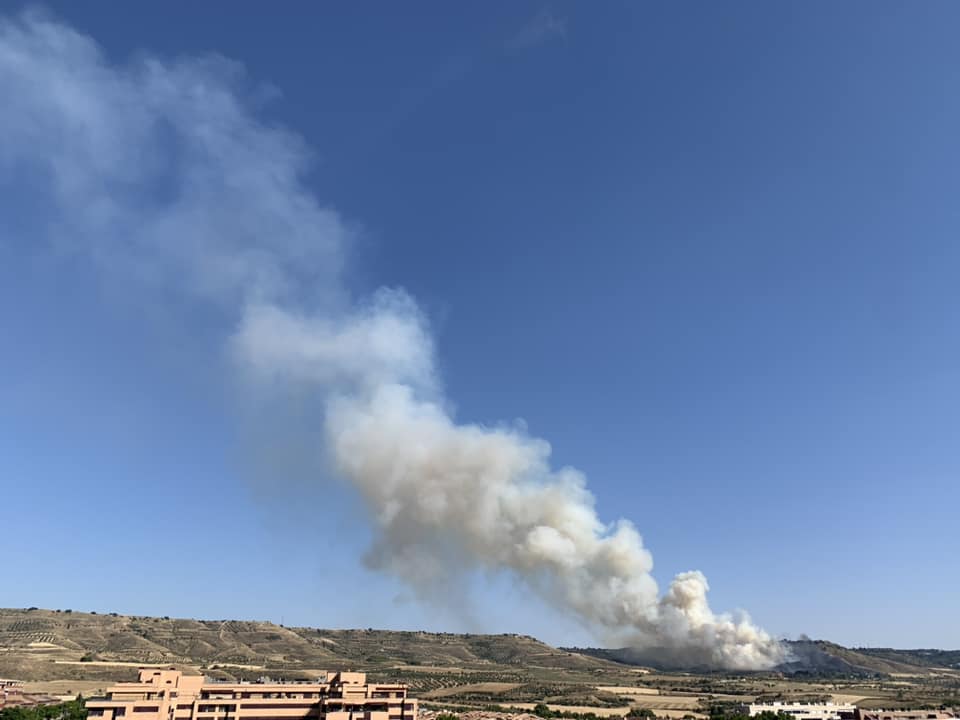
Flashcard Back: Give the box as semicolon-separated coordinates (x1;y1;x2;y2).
742;703;857;720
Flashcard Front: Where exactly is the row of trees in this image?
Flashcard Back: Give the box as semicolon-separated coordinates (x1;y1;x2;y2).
433;705;668;720
0;699;87;720
532;704;695;720
710;711;796;720
435;705;709;720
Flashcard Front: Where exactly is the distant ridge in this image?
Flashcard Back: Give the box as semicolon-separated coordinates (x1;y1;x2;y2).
565;639;960;675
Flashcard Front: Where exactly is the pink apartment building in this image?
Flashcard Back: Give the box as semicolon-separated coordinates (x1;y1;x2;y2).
86;669;418;720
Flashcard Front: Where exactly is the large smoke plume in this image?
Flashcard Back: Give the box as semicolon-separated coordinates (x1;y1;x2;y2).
0;12;786;669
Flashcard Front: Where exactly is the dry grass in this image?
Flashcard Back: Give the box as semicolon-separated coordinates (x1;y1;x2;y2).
423;683;522;698
23;680;112;697
595;686;660;695
504;703;634;717
505;694;704;712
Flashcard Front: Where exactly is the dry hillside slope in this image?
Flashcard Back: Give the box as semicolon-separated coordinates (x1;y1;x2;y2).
0;607;621;685
4;608;960;717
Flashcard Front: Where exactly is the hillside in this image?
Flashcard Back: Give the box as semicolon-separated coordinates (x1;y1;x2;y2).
567;640;960;676
0;607;627;692
6;608;960;683
854;647;960;670
4;608;960;717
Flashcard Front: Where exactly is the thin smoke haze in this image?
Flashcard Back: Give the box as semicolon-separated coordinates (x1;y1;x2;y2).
0;11;786;670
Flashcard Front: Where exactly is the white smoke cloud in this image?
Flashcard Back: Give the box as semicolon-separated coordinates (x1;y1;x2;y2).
0;10;786;669
234;292;435;394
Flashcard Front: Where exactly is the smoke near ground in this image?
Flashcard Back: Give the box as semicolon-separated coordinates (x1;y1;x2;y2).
0;11;786;670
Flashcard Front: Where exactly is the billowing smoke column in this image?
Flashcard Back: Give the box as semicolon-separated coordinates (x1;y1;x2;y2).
235;296;785;669
0;11;786;670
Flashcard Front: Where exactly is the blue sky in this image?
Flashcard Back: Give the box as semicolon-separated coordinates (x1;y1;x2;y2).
2;1;959;651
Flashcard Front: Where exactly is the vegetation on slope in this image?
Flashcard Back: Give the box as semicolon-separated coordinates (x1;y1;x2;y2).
0;699;86;720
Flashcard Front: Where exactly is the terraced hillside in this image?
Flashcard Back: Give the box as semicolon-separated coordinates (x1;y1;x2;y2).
0;607;630;696
4;608;959;718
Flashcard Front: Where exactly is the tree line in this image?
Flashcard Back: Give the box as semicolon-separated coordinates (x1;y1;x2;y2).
0;698;87;720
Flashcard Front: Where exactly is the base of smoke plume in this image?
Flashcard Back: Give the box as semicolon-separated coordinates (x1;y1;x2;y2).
569;643;797;672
